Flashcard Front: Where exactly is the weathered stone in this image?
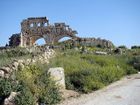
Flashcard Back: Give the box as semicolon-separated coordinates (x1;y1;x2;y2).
17;59;24;64
0;67;12;73
60;90;79;99
0;49;55;78
48;67;65;89
25;59;32;65
72;37;114;48
0;70;4;77
4;92;17;105
95;51;107;55
12;61;19;70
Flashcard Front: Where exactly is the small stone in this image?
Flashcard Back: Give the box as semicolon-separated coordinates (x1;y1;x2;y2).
13;62;19;70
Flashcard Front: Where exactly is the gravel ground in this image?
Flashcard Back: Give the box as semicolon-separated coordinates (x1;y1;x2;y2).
58;73;140;105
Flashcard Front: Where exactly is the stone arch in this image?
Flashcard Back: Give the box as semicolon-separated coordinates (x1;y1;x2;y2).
20;17;77;47
58;36;72;42
55;35;74;43
35;37;46;45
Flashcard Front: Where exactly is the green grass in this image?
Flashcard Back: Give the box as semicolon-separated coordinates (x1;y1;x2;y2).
49;49;138;93
0;47;139;104
0;63;62;105
0;47;32;67
15;64;62;105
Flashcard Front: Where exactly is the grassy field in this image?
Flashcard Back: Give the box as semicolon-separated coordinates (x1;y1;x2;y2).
0;47;139;105
0;47;34;67
49;49;138;93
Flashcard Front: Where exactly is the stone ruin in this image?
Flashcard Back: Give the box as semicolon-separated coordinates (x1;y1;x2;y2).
6;16;114;48
20;17;78;47
75;37;114;48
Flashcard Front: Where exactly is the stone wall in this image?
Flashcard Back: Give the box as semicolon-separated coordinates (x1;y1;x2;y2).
74;37;114;48
0;48;55;78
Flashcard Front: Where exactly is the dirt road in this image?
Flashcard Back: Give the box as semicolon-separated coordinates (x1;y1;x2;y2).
59;73;140;105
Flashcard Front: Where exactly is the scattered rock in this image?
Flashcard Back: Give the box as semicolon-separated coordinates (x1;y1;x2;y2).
95;51;107;55
0;49;55;78
4;92;17;105
0;70;4;77
12;62;19;70
0;67;12;74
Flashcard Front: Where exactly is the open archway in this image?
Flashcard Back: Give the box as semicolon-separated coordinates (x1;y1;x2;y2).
35;38;46;46
58;37;71;42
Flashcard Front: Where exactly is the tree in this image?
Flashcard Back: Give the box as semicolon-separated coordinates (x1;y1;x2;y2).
131;46;140;49
118;45;127;49
9;33;21;47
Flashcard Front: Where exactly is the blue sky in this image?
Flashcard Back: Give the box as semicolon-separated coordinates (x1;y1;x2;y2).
0;0;140;47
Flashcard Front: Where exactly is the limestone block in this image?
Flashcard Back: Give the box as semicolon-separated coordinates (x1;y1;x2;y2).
1;67;12;73
4;92;17;105
26;59;32;65
17;59;24;64
48;67;65;89
0;70;4;77
12;61;19;70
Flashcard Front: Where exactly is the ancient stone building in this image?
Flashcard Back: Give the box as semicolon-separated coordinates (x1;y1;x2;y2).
7;17;114;48
20;17;77;47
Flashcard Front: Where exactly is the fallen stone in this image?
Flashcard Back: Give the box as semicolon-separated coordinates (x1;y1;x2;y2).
0;70;4;77
0;67;12;73
48;67;65;89
4;92;17;105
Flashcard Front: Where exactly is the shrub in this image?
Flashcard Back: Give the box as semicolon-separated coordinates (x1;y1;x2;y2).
16;64;62;105
0;64;62;105
14;82;35;105
0;47;32;67
128;56;140;71
49;50;138;93
0;78;13;97
0;78;18;104
118;45;127;49
98;66;124;85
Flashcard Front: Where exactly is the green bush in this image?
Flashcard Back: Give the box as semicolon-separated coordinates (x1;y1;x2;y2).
0;78;19;104
98;66;124;85
0;47;32;67
16;64;62;105
14;82;35;105
49;50;138;93
0;64;61;105
129;56;140;71
0;78;13;97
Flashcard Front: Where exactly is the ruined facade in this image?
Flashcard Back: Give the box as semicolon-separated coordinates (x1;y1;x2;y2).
7;17;114;48
20;17;77;47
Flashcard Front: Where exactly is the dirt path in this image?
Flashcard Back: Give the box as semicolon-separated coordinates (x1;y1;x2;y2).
58;73;140;105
